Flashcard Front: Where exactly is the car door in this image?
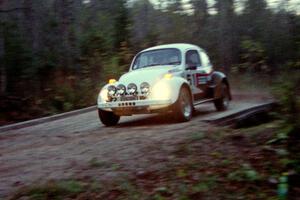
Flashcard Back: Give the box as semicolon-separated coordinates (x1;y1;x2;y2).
184;49;203;100
185;49;213;100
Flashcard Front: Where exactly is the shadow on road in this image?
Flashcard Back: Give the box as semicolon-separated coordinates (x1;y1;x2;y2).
115;106;214;128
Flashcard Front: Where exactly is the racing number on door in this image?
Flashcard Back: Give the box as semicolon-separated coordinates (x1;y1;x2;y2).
186;50;204;87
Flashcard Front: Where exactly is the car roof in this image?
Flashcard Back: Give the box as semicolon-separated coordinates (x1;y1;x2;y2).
141;43;204;52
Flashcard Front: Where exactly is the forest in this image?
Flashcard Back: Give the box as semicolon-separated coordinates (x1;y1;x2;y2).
1;1;300;199
0;0;299;125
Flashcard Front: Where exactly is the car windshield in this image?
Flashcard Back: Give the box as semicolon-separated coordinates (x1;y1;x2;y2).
132;48;181;70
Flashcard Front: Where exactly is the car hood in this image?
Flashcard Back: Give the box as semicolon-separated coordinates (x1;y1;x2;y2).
118;66;177;86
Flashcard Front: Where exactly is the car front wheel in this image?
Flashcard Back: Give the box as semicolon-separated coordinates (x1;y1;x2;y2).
98;109;120;126
174;86;193;122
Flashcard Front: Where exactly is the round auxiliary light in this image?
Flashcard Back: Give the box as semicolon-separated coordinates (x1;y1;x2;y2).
117;84;126;95
140;82;150;95
107;85;117;96
127;83;137;95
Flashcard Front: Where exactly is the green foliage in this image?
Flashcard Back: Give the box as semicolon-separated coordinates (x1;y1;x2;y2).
80;31;106;57
192;176;217;193
272;65;300;189
153;194;167;200
119;181;141;199
113;0;130;49
15;180;84;200
190;132;205;141
192;182;209;192
233;39;268;73
112;164;121;171
2;22;35;90
176;169;187;178
221;159;231;166
102;56;126;81
227;163;260;182
88;158;109;168
273;67;300;133
52;84;76;112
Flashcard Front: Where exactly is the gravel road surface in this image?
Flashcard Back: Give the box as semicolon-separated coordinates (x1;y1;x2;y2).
0;94;271;198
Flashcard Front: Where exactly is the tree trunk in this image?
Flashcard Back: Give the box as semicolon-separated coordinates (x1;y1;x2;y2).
216;0;234;74
0;31;6;95
191;0;208;37
0;0;7;95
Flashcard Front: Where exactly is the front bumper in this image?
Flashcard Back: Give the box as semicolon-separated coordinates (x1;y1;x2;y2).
98;99;172;115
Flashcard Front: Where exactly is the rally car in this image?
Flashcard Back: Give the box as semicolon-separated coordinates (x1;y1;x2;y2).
97;43;231;126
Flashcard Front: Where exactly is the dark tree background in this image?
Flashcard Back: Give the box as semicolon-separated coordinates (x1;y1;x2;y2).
0;0;299;124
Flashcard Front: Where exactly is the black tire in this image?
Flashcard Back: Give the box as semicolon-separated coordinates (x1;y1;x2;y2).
98;109;120;126
214;82;230;111
174;86;193;122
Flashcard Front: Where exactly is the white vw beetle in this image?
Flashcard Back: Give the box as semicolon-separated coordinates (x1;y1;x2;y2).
97;43;231;126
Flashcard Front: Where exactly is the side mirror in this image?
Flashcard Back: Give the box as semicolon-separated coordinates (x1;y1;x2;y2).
185;64;197;70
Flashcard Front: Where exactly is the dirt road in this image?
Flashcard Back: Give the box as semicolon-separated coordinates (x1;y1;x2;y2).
0;95;271;198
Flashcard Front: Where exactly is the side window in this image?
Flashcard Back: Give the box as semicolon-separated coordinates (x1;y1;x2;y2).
185;50;202;66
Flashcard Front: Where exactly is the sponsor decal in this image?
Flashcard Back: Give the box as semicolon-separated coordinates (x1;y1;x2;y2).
194;72;212;86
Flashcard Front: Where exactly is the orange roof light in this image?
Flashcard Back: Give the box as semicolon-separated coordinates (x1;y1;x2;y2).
108;79;117;84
